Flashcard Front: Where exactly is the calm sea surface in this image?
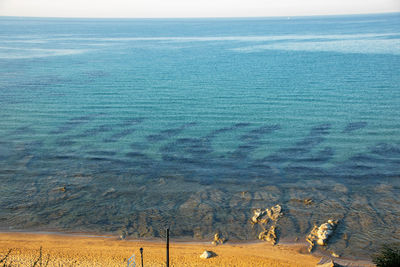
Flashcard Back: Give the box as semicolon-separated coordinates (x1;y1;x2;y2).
0;13;399;259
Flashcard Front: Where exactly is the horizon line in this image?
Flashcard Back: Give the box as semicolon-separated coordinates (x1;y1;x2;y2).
1;11;399;20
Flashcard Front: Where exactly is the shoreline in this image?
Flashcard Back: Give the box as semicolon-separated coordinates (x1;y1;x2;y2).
0;231;374;266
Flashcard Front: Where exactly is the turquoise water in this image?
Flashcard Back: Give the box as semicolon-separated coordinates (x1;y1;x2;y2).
0;13;399;259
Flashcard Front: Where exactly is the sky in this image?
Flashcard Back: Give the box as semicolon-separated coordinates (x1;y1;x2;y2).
0;0;399;18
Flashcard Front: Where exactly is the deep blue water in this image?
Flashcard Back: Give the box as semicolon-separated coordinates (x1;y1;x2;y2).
0;13;399;259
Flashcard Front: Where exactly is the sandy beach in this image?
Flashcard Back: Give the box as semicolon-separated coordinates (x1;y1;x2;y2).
0;232;333;266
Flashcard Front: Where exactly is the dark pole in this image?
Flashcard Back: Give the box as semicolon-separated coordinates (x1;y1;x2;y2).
166;227;170;267
140;247;143;267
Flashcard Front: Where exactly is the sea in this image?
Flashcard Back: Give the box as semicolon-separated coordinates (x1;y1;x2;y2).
0;13;399;259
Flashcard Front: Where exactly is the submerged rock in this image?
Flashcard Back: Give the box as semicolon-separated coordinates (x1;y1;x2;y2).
290;198;313;205
102;187;116;197
251;204;282;224
54;186;66;192
251;204;282;245
304;198;313;205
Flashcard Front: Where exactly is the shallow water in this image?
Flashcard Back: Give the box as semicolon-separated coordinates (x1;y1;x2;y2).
0;14;399;259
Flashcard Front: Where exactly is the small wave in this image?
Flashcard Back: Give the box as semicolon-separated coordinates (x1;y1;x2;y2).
0;47;88;59
1;40;48;44
232;39;400;55
33;33;398;43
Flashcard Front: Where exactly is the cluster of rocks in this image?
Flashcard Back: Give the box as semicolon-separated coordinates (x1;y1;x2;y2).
306;220;338;252
251;204;282;245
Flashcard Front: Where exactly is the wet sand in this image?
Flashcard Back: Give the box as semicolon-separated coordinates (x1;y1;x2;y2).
0;232;332;266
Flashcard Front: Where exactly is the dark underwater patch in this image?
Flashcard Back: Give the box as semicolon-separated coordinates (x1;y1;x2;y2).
87;157;112;162
74;125;113;138
86;150;117;156
124;152;155;170
117;117;146;127
309;123;331;136
55;138;76;147
52;155;77;160
260;124;331;165
250;124;281;135
125;152;147;158
130;142;149;150
182;122;198;128
233;122;252;128
369;143;400;157
103;128;137;143
343;121;367;133
240;124;281;142
230;143;259;160
22;140;44;151
264;147;308;164
283;165;325;178
295;136;325;148
146;123;197;143
309;147;334;162
11;125;36;135
146;128;183;142
349;154;386;164
50;115;94;135
161;137;213;158
206;122;252;139
161;154;193;164
83;70;108;80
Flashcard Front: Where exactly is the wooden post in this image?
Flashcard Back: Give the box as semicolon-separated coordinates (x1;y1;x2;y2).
140;247;143;267
166;227;170;267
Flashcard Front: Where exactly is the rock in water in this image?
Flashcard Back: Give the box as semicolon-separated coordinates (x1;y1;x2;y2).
316;220;338;245
251;204;282;224
306;225;318;252
54;186;66;192
331;252;340;258
307;220;338;252
251;204;283;245
211;233;225;245
200;251;212;259
266;204;282;221
251;209;266;224
258;225;277;245
304;198;313;205
316;258;338;267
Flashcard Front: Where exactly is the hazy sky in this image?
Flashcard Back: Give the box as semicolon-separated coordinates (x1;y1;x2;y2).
1;0;399;18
